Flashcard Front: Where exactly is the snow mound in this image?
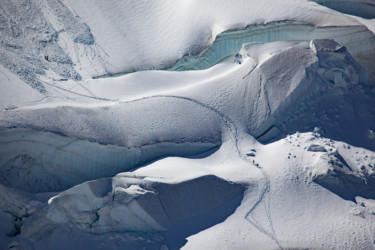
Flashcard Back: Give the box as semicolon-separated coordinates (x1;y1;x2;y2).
20;174;244;249
309;146;375;201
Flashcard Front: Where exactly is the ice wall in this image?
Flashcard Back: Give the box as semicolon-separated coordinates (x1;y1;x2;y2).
170;22;375;75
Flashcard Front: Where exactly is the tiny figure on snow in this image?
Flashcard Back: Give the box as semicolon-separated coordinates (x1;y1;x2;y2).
44;55;49;61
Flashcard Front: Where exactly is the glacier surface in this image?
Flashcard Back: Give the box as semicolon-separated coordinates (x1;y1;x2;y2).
1;0;375;249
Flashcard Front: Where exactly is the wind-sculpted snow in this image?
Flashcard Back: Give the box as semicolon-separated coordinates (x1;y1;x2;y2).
0;97;222;147
170;22;375;75
0;128;217;193
0;95;222;192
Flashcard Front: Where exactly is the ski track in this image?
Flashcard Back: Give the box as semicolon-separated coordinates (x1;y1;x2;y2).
42;80;116;102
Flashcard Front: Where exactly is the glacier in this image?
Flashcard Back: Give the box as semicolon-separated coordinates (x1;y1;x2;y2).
1;0;375;249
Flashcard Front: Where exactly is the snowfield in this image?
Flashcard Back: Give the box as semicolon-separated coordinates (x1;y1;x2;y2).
0;0;375;249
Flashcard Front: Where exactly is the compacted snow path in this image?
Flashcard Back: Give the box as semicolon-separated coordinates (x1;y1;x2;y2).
244;167;281;248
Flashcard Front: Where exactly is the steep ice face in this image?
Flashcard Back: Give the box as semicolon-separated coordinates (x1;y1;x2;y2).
169;22;375;75
244;41;318;138
242;39;375;150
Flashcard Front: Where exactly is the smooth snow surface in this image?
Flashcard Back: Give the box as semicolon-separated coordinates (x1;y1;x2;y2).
1;0;375;249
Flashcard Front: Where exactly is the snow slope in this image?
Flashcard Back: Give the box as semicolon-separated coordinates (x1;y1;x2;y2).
183;133;375;249
1;0;375;249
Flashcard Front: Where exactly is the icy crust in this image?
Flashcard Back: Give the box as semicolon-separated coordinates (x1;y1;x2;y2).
312;0;375;19
20;175;244;246
169;22;375;75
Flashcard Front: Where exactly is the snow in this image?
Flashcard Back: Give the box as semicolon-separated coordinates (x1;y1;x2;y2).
19;174;244;250
1;0;375;249
183;133;375;249
2;0;374;95
65;0;360;74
